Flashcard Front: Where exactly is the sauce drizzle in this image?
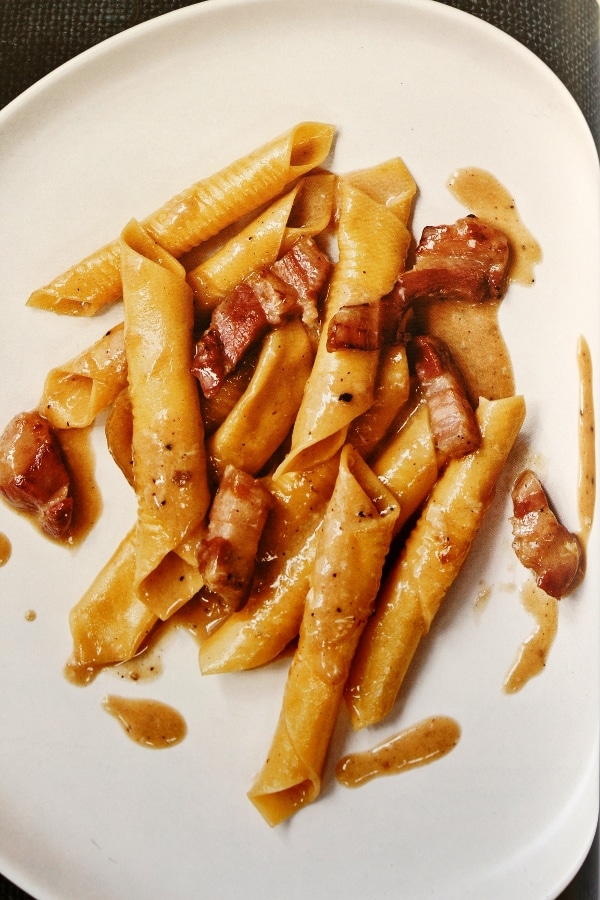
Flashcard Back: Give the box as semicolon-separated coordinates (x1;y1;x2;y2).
503;580;558;694
577;335;595;549
447;168;542;286
102;695;187;749
335;716;461;788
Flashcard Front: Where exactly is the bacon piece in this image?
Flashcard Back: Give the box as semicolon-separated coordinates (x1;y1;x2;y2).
192;236;331;398
198;465;274;611
412;334;481;465
510;470;582;599
271;234;332;327
398;215;510;305
326;292;408;351
325;217;509;353
0;410;73;539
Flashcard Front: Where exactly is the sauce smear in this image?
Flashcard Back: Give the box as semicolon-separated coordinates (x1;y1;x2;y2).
335;716;461;788
503;580;558;694
447;168;542;286
577;335;595;549
0;532;11;566
57;425;102;546
102;695;187;749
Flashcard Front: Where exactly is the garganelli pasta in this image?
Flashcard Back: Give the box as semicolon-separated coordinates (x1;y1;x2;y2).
1;123;552;828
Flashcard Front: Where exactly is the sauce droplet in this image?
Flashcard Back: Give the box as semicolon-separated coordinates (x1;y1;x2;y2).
24;609;36;622
577;335;595;550
447;168;542;286
335;715;461;788
0;532;11;566
102;695;187;749
503;580;558;693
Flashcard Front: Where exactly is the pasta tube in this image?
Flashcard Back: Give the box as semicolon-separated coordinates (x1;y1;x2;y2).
68;528;157;670
207;320;314;479
248;445;399;825
200;455;340;674
39;322;127;429
188;172;335;314
28;122;336;316
345;394;526;729
276;168;411;475
121;220;209;619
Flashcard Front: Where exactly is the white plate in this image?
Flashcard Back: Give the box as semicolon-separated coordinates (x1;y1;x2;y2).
0;1;598;898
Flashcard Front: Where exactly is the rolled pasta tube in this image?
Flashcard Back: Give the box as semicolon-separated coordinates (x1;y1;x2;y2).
207;320;314;479
28;122;336;316
344;157;417;227
200;388;433;674
121;220;210;619
187;187;301;314
345;394;526;730
188;172;335;314
276;174;411;476
248;445;399;826
347;345;410;460
68;528;157;669
39;322;127;429
200;455;340;674
371;397;438;535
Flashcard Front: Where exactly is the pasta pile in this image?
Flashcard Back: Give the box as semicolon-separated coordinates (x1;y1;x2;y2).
26;123;525;824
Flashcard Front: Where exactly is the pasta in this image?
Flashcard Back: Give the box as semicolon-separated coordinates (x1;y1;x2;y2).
248;445;399;825
1;123;553;829
27;122;335;316
120;219;210;619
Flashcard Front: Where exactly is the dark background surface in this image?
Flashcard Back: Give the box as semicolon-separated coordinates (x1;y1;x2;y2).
0;1;598;898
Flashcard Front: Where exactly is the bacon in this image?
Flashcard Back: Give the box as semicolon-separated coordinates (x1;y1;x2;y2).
510;470;582;599
326;292;408;351
325;216;509;353
0;410;73;539
412;334;481;465
198;465;274;611
192;236;331;398
399;215;510;304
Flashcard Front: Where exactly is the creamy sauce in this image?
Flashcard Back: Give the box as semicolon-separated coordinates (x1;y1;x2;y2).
102;695;187;749
503;580;558;693
335;716;461;788
0;532;11;566
447;168;542;286
412;297;514;402
57;425;102;547
577;335;595;549
63;661;99;687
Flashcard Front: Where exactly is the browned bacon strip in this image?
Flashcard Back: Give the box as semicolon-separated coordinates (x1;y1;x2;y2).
325;216;509;352
412;334;481;465
198;465;274;611
404;215;511;302
0;411;72;539
510;470;582;599
326;292;408;351
192;236;331;398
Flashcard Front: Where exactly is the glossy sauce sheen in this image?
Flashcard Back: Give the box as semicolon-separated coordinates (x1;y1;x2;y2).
447;167;542;286
503;580;558;694
335;716;461;788
57;425;102;546
102;695;187;748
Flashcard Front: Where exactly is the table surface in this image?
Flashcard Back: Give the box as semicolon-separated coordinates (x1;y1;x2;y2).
0;1;598;898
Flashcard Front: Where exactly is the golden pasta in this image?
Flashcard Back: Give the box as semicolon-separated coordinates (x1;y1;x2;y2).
248;446;399;825
2;123;553;830
27;121;335;316
120;219;210;619
345;394;526;730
